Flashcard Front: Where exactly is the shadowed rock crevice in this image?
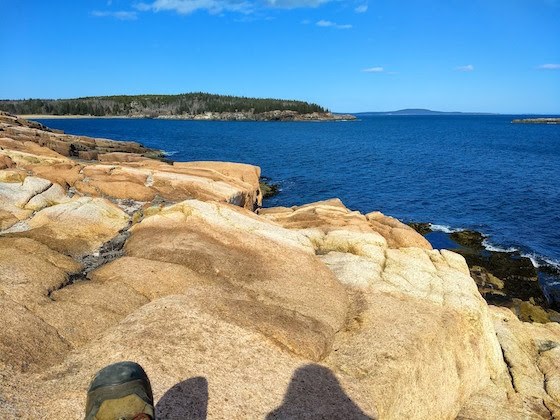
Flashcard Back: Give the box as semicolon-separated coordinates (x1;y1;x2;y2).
535;342;559;412
46;271;84;300
498;341;518;393
79;225;132;274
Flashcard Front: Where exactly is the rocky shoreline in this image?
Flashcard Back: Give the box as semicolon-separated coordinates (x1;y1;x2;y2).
157;110;357;121
20;110;357;122
512;118;560;124
409;223;560;323
1;111;559;419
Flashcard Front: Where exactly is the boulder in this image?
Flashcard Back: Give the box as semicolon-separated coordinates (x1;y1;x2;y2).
0;137;67;159
97;152;149;163
68;161;262;209
0;176;70;229
319;245;506;418
150;165;260;209
0;146;70;167
0;294;71;372
77;150;98;160
366;211;432;249
260;199;432;250
0;170;26;183
88;256;210;300
0;237;82;306
124;199;348;361
4;197;129;256
258;198;374;232
72;164;155;201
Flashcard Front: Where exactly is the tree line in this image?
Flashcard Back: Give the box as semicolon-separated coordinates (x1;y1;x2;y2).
0;93;328;116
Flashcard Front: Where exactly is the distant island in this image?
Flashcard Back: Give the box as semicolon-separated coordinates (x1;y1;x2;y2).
355;108;497;116
512;118;560;124
0;93;355;122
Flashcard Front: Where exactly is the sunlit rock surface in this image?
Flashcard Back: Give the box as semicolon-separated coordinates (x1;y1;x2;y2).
0;114;558;419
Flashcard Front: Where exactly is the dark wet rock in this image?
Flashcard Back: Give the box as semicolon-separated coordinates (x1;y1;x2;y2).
407;222;432;236
416;225;559;322
432;228;541;302
511;298;560;323
260;177;280;199
457;249;540;302
450;230;486;250
470;265;505;293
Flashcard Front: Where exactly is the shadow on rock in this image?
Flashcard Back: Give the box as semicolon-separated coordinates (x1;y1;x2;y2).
156;376;208;420
266;364;375;419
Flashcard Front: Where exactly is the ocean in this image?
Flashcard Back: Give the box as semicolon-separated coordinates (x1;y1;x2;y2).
37;115;560;272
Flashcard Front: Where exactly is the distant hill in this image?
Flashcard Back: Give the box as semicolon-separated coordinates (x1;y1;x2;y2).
0;93;327;117
355;109;497;116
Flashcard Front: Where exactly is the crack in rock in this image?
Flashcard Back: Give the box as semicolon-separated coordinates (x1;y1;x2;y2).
79;225;132;274
20;181;53;208
498;339;518;393
49;223;134;297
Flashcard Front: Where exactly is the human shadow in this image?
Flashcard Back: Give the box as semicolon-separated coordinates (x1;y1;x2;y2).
155;376;208;420
266;364;375;419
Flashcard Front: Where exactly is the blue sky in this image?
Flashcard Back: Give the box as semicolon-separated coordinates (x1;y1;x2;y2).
1;0;559;113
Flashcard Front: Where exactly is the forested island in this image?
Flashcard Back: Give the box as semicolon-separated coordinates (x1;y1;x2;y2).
0;93;355;121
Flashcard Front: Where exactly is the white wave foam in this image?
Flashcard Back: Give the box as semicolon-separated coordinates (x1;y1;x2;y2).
546;259;560;270
163;150;178;156
419;223;560;273
545;281;560;287
481;239;519;254
429;224;463;233
480;240;560;270
522;252;560;270
527;254;540;268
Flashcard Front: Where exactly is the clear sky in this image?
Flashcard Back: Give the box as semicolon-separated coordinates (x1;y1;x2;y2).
1;0;559;113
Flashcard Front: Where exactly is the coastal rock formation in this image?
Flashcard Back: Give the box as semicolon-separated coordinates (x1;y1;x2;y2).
459;306;560;418
0;112;262;209
4;197;129;257
0;112;161;158
0;114;559;419
258;198;432;250
409;224;560;322
157;110;357;121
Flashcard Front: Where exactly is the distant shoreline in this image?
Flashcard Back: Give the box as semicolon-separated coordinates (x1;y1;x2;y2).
19;112;357;122
512;118;560;125
19;114;135;120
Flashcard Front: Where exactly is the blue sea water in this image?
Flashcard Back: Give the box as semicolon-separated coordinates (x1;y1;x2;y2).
38;116;560;270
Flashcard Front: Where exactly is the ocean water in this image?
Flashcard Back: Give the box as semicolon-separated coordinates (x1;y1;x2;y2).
38;115;560;270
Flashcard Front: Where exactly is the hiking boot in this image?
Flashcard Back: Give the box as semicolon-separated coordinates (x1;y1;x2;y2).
85;361;154;420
